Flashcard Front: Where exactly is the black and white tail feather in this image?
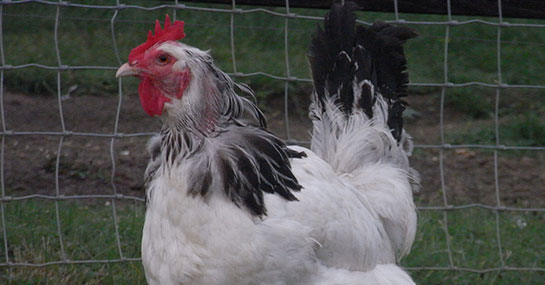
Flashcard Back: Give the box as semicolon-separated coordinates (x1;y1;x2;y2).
308;1;420;259
309;1;417;173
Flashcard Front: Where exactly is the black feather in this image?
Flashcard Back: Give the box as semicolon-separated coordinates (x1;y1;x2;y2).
154;125;302;217
254;155;278;194
309;1;359;112
201;126;303;217
217;154;237;202
308;0;417;141
187;162;213;198
388;100;407;143
286;148;307;159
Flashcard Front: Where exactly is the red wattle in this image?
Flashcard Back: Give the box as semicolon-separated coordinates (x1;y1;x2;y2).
138;77;171;116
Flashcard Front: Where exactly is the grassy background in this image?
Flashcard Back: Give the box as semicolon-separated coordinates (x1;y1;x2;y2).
4;1;545;92
1;200;543;284
0;200;145;283
4;0;545;146
2;0;545;283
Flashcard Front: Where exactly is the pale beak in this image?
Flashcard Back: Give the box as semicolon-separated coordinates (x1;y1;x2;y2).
116;63;140;78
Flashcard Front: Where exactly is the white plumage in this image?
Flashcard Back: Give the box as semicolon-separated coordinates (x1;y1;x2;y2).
117;1;419;284
141;142;417;284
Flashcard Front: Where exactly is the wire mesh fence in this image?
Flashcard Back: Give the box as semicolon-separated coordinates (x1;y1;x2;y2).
0;0;544;281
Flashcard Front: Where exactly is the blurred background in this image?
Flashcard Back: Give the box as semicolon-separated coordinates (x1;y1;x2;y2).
0;0;544;283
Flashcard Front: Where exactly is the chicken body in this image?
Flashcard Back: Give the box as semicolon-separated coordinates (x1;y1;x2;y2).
141;141;415;284
117;2;419;284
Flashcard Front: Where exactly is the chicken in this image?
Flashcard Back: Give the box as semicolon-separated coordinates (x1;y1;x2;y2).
116;1;419;284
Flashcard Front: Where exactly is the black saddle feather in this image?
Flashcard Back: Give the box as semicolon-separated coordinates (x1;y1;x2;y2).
212;127;303;217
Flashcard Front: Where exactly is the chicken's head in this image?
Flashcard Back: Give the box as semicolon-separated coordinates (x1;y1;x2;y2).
116;15;198;117
117;15;265;133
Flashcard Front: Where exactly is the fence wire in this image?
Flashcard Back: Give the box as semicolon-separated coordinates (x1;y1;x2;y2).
0;0;544;278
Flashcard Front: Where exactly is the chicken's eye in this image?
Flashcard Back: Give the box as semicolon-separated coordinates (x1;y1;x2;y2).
156;54;170;65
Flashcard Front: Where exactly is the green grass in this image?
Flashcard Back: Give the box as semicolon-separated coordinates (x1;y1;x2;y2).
4;1;545;103
1;200;544;283
3;1;545;132
0;200;145;284
403;208;545;284
447;112;545;148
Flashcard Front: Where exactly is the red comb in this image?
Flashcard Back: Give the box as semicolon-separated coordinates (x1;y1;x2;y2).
129;15;185;63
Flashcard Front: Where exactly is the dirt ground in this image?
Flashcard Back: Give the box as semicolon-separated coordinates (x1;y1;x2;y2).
2;91;544;208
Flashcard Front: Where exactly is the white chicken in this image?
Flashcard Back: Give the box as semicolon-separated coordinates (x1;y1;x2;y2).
116;1;419;284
